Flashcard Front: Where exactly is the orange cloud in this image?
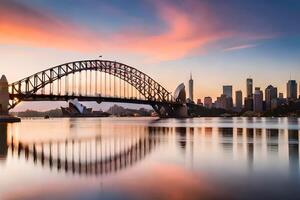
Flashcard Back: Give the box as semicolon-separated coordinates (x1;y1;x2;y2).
0;2;103;51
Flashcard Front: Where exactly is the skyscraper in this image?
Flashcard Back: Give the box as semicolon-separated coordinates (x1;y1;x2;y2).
246;78;253;97
265;85;277;110
253;87;263;113
188;73;194;102
223;85;232;98
287;80;298;100
235;90;243;111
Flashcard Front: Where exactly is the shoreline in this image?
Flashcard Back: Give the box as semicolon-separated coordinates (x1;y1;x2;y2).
0;115;21;123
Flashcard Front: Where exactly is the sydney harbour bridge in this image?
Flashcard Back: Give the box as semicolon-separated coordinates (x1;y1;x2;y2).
0;60;189;118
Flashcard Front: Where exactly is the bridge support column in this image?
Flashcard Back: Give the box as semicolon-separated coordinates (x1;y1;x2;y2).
0;75;20;123
0;75;9;115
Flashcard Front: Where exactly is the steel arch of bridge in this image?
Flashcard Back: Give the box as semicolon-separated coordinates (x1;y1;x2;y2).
8;60;179;115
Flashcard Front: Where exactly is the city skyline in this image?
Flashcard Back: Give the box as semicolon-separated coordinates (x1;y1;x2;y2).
0;0;300;111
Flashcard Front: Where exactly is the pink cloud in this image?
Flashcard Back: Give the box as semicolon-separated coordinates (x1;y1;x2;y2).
111;2;232;61
0;1;270;62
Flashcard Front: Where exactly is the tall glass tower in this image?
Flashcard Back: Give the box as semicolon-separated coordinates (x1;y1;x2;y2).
287;80;298;100
189;73;193;102
246;78;253;97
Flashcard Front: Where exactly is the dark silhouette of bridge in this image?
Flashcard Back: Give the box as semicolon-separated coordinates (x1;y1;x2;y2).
4;60;188;117
7;133;160;176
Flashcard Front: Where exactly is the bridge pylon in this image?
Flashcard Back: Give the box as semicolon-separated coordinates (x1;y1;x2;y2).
0;75;9;115
0;75;20;122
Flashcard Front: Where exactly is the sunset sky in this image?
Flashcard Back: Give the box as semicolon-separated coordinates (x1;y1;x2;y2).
0;0;300;111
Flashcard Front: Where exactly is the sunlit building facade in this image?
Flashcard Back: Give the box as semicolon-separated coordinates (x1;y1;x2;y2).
246;78;253;97
265;85;278;110
223;85;233;98
253;87;263;113
235;90;243;111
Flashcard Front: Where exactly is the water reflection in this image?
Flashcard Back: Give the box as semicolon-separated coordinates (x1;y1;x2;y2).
0;123;8;162
175;127;187;150
13;135;161;177
1;118;300;200
1;120;300;176
219;128;233;156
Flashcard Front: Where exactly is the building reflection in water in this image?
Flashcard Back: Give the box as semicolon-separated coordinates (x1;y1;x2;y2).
175;127;187;150
0;123;8;163
288;129;299;173
266;129;279;155
218;128;233;156
246;128;254;168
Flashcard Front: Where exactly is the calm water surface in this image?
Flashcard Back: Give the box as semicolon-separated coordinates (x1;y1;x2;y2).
0;117;300;200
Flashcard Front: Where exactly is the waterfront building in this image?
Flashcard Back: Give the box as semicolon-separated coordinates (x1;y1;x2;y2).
215;94;232;110
204;97;213;108
265;85;278;110
287;80;298;100
220;95;227;110
197;99;203;106
235;90;243;111
227;97;233;110
244;97;253;111
253;87;263;113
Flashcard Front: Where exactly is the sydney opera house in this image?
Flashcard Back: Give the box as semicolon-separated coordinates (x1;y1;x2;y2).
61;99;109;117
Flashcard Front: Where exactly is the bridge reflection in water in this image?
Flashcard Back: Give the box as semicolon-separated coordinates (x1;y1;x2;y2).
0;123;163;176
0;121;300;177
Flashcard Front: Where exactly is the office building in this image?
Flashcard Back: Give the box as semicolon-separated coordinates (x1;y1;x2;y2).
265;85;277;110
223;85;233;98
253;87;263;113
244;97;253;111
235;90;243;111
204;97;213;108
215;94;233;110
246;78;253;97
197;99;203;106
287;80;298;100
244;78;254;111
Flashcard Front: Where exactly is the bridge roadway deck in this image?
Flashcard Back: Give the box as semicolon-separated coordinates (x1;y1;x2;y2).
10;94;179;106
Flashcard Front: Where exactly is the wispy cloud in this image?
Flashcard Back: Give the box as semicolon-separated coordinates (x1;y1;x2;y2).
223;44;258;52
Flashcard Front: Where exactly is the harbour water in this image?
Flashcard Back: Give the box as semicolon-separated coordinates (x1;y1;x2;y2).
0;117;300;200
